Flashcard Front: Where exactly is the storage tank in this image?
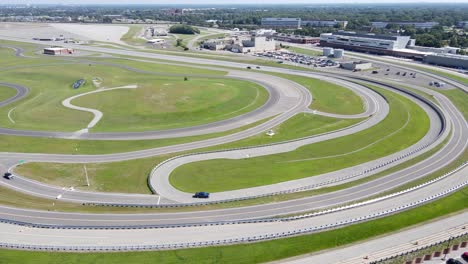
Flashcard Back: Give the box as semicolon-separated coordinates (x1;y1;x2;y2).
334;49;344;58
323;47;334;57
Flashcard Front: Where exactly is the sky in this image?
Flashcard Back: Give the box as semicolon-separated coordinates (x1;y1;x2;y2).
3;0;468;4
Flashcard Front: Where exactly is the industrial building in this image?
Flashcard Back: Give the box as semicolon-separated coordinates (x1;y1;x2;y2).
319;31;426;59
423;54;468;69
274;33;320;44
371;21;439;29
261;18;302;29
43;47;74;55
231;36;276;53
302;20;348;28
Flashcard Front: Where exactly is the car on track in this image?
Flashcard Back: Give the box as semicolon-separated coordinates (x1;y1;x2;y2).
193;192;210;198
462;252;468;261
3;172;13;180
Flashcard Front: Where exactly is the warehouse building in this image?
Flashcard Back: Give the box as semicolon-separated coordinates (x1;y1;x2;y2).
261;18;302;29
302;20;348;28
43;47;74;55
371;21;439;29
231;36;276;53
424;54;468;69
319;31;427;59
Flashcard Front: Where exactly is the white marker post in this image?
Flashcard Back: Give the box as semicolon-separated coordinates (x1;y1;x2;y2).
84;165;90;187
157;196;161;205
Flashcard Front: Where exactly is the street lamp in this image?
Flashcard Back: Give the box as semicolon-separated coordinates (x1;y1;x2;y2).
443;236;454;260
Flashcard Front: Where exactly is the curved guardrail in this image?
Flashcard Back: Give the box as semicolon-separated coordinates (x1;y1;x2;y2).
3;162;465;231
0;178;466;251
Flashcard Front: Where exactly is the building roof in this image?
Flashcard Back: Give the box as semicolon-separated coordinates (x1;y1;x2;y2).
327;31;406;41
262;18;301;22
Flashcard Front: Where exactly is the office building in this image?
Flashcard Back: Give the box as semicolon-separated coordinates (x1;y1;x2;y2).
371;21;439;29
302;20;348;28
261;18;302;29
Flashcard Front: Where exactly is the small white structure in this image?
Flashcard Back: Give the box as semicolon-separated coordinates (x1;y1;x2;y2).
341;61;373;71
43;47;74;55
334;49;344;58
323;47;334;57
266;130;275;136
147;38;165;44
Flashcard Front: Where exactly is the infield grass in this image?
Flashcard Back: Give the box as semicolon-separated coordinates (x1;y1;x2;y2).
170;86;430;193
0;85;17;102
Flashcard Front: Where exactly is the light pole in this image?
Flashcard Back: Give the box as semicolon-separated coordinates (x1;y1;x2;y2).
443;236;454;260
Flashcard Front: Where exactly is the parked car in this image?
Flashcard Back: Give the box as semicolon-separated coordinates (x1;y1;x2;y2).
246;66;251;69
193;192;210;198
446;258;463;264
372;70;379;74
256;66;261;69
461;252;468;261
3;172;13;180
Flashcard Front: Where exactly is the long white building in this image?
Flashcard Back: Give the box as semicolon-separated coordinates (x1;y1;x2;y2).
371;21;439;29
261;18;302;29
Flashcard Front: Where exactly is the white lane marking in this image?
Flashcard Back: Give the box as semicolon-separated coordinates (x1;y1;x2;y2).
7;107;16;124
62;84;137;130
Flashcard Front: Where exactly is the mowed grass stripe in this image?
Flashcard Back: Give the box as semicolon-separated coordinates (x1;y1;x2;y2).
170;86;430;193
0;187;466;264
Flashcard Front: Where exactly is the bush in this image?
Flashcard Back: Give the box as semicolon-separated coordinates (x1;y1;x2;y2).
169;24;200;35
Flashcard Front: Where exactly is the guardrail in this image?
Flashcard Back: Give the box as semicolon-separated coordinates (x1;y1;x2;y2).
371;233;468;264
2;162;465;232
0;179;466;251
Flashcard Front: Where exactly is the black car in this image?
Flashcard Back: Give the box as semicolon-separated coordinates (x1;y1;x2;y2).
462;252;468;261
446;258;463;264
3;172;13;180
246;66;252;69
193;192;210;198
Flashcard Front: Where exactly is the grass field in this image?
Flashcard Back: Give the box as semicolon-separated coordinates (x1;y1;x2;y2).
120;25;146;45
437;88;468;120
170;86;430;193
0;187;466;264
286;46;323;56
277;73;365;115
0;60;258;132
73;77;267;132
15;114;360;193
0;85;17;102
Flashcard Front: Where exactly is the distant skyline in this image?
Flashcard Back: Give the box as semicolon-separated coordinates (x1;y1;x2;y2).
3;0;468;5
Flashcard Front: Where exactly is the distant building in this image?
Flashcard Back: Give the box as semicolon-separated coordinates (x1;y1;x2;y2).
232;36;276;53
147;39;165;44
43;47;74;55
371;21;439;29
341;61;373;71
424;54;468;69
261;18;302;29
274;33;320;44
302;20;348;28
457;21;468;29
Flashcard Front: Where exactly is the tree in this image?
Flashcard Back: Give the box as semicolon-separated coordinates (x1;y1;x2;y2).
169;24;200;35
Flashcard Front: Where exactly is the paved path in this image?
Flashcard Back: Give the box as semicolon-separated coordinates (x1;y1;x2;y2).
274;212;468;264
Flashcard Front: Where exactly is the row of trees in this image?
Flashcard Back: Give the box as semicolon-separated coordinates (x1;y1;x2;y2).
169;24;200;34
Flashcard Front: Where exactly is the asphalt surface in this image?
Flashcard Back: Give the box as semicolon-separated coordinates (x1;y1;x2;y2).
0;38;466;253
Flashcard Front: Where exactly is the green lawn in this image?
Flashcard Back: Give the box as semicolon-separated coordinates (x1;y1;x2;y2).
276;73;365;115
0;61;242;132
73;77;267;132
0;187;466;264
15;114;359;193
170;86;430;193
437;88;468;120
0;85;17;102
120;25;146;45
286;46;323;56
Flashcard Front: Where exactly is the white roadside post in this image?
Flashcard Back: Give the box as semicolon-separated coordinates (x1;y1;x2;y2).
84;165;90;187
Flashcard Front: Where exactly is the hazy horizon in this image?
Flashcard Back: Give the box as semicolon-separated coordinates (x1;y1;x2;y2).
3;0;468;5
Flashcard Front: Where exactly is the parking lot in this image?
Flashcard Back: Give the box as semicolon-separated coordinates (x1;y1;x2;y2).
254;51;339;68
